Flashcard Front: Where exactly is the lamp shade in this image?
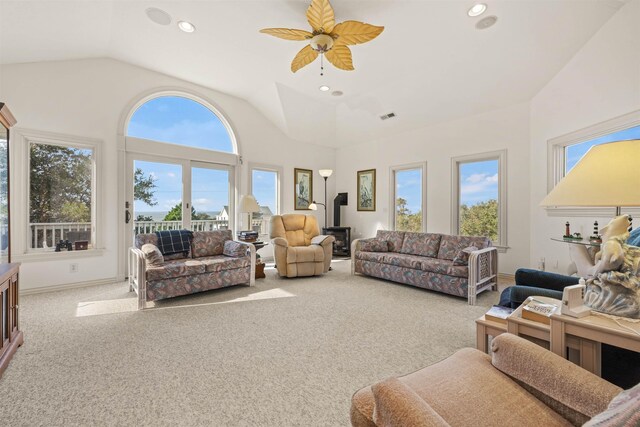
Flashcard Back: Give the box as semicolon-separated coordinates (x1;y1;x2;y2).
541;140;640;207
308;202;318;211
319;169;333;178
238;194;260;213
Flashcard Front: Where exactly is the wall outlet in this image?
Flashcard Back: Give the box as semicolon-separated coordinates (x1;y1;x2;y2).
538;257;545;271
69;263;79;273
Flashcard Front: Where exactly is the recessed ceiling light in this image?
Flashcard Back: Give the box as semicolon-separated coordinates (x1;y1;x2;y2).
476;15;498;30
319;85;330;92
331;90;343;97
467;3;487;17
178;20;196;33
146;8;171;26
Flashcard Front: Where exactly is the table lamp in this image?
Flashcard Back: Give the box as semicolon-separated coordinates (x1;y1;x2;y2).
238;194;260;232
540;139;640;318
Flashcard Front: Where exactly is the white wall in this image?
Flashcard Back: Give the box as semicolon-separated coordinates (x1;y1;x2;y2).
334;102;531;275
0;58;336;291
530;0;640;274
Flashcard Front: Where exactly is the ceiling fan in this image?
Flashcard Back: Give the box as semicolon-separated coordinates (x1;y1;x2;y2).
260;0;384;74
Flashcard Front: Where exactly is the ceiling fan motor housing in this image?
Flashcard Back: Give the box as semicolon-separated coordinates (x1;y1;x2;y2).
310;33;334;53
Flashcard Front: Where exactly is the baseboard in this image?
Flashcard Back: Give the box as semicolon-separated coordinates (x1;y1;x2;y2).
498;273;515;282
20;277;119;295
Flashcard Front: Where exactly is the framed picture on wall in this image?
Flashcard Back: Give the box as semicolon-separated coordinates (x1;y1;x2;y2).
294;168;313;210
357;169;376;211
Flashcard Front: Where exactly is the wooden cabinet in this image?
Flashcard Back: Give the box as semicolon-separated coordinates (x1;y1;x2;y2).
0;263;22;378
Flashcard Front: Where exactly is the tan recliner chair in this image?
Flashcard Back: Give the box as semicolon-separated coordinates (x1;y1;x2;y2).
270;214;335;278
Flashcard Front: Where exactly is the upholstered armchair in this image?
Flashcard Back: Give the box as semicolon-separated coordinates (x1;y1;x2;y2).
270;214;335;278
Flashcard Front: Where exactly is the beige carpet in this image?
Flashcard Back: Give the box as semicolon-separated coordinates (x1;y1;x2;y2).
0;259;501;426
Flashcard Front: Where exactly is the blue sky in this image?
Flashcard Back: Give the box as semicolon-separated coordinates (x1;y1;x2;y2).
565;125;640;172
459;160;498;206
130;96;233;214
252;170;277;214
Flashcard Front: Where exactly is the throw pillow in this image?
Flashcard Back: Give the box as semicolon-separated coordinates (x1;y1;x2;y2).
452;246;478;266
583;382;640;426
360;238;389;252
223;240;248;258
141;244;164;267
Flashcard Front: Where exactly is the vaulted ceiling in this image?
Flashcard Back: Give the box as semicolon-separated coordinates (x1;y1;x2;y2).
0;0;626;147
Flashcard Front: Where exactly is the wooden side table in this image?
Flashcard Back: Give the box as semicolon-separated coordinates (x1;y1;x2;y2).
475;315;507;353
238;240;269;279
550;313;640;376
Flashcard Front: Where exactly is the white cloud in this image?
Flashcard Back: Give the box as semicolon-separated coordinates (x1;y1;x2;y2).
461;173;498;196
167;172;176;178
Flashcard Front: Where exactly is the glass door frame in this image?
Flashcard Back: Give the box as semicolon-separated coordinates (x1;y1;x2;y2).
124;152;235;268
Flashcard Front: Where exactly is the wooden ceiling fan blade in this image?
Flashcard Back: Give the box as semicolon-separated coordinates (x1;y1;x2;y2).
291;45;319;72
260;28;313;41
306;0;335;34
325;45;354;71
331;21;384;45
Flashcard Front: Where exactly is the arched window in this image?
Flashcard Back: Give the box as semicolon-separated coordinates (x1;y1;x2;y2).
127;96;234;153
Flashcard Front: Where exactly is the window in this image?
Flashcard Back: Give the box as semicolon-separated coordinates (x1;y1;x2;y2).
28;140;97;251
452;151;506;246
391;163;426;232
249;164;281;237
547;110;640;216
127;96;234;153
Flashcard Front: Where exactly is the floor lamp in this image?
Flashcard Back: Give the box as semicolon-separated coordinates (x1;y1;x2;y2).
309;169;333;229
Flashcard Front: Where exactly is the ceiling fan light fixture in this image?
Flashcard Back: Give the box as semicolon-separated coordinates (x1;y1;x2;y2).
178;20;196;33
309;34;334;53
319;85;330;92
467;3;487;17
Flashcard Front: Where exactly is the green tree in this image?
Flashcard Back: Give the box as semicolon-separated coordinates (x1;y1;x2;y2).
134;168;157;206
395;198;422;232
29;144;92;223
163;203;212;221
459;199;498;241
136;214;154;222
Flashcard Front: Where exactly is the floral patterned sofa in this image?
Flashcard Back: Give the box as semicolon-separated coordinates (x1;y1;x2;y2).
128;230;255;309
351;230;498;305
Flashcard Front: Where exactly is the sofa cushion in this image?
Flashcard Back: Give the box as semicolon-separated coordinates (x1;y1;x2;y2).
198;255;251;273
583;382;640;427
145;259;205;281
360;238;389;252
421;258;469;278
400;232;442;258
136;233;187;260
191;230;232;258
376;230;406;253
223;240;248;257
287;245;324;263
141;243;164;267
355;251;389;264
437;235;491;260
452;246;478;266
372;378;448;427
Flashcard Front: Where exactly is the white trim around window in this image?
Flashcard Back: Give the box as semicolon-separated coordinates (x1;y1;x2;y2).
546;109;640;217
247;162;282;216
451;150;507;250
389;162;427;232
10;128;104;262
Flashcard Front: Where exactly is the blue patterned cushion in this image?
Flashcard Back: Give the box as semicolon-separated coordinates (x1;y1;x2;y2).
452;246;478;266
223;240;248;258
376;230;405;252
400;232;442;258
360;238;389;252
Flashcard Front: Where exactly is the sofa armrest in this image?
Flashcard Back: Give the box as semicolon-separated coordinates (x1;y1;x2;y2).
515;268;580;292
128;247;148;310
311;234;335;246
491;334;621;422
272;237;289;248
467;246;498;305
372;378;450;427
233;241;256;286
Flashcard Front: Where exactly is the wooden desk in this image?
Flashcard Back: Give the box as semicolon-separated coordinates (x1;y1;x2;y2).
550;313;640;376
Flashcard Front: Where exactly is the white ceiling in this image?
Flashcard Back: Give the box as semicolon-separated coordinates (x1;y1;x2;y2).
0;0;626;147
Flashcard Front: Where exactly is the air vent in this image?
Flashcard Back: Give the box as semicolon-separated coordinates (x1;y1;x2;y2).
380;112;396;121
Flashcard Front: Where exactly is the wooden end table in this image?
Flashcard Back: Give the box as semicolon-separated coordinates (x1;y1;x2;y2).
550;312;640;376
238;240;269;279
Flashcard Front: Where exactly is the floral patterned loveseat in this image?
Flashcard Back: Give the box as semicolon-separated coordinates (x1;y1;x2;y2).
351;230;497;305
129;230;255;309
